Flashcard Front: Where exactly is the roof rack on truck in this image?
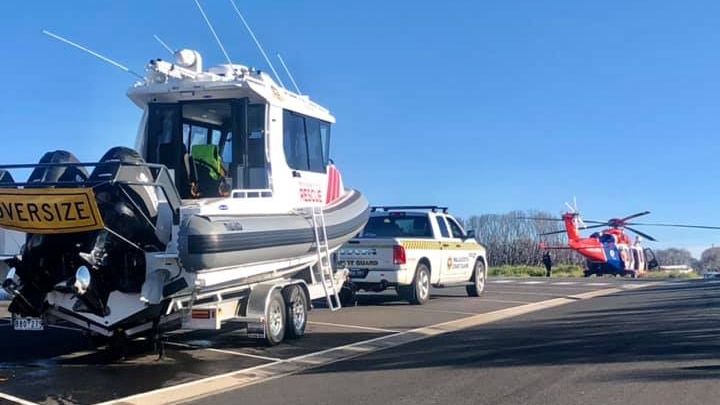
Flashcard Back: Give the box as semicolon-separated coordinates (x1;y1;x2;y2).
371;206;448;213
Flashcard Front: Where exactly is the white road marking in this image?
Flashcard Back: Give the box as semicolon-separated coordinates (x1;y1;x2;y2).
204;348;282;362
0;392;40;405
489;279;515;283
586;282;610;286
519;281;546;285
487;289;570;297
386;306;479;316
96;284;658;405
164;341;282;362
552;282;578;285
308;321;401;333
479;298;533;304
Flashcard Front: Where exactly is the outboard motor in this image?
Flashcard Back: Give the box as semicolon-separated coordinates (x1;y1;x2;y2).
8;147;167;318
9;151;91;316
73;147;165;316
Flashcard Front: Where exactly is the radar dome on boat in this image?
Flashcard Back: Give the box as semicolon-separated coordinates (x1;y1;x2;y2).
173;49;203;73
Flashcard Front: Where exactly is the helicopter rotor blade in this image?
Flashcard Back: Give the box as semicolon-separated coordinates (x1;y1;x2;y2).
540;229;568;236
517;217;607;224
627;222;720;230
620;211;651;222
580;224;607;231
624;226;657;242
517;217;566;222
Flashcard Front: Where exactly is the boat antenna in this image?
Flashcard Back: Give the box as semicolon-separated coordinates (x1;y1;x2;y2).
193;0;234;67
228;0;286;88
276;52;302;94
42;29;144;79
153;34;174;55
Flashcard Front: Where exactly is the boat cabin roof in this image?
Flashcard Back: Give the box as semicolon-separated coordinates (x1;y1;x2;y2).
126;50;334;123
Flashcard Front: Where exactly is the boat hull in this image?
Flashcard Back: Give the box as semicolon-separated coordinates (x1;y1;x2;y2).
178;190;370;272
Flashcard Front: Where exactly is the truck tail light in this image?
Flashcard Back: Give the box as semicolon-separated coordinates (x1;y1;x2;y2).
393;245;406;265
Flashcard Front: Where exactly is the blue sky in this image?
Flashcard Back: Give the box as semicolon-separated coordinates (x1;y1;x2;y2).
1;1;719;256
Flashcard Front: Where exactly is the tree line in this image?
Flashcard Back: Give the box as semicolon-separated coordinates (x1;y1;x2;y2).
461;210;584;267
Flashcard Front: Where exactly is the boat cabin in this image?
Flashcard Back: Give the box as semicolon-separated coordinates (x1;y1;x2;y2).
127;50;338;211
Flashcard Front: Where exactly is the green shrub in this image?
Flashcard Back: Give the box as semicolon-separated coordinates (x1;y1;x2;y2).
642;271;699;279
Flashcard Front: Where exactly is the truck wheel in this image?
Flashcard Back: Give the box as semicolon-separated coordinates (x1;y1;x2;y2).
283;285;307;339
264;290;286;346
466;260;486;297
408;263;431;305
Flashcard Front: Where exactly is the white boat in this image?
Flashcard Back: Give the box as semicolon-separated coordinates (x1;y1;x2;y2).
0;48;369;346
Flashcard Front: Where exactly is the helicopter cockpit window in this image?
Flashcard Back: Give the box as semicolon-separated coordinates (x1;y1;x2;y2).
599;234;616;244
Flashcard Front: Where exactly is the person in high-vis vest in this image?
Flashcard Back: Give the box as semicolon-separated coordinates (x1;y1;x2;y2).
190;144;230;198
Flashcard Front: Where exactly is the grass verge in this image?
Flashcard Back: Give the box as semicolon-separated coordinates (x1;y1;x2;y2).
489;265;584;278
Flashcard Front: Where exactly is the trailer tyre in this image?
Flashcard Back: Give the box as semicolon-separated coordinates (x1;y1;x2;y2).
264;290;286;346
408;263;431;305
466;260;486;297
283;285;307;339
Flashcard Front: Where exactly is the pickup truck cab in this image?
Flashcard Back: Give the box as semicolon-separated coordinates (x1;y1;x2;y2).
337;206;487;305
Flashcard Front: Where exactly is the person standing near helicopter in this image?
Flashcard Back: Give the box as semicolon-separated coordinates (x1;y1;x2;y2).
542;251;553;277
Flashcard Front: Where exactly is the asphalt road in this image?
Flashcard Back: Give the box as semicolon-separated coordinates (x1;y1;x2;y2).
189;278;720;405
0;277;714;405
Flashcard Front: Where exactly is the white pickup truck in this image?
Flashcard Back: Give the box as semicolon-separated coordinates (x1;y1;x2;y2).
336;206;487;305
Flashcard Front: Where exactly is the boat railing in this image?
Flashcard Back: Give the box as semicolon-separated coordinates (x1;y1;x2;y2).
0;160;182;223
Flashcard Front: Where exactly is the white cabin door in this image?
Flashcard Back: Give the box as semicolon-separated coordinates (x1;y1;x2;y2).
282;110;331;205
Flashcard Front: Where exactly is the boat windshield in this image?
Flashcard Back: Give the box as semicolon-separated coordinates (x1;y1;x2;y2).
144;99;267;199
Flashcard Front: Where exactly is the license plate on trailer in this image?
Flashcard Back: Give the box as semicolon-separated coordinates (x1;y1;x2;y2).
13;316;45;331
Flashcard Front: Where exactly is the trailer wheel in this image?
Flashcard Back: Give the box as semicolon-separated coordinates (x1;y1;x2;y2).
264;290;286;346
283;285;307;339
466;260;486;297
408;263;431;305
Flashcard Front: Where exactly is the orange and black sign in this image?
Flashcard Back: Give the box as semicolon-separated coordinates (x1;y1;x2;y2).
0;188;104;234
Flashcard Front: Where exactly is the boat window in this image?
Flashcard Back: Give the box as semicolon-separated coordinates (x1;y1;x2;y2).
222;133;233;164
210;129;222;145
306;118;325;172
283;111;310;171
320;122;331;164
190;126;209;148
283;110;331;173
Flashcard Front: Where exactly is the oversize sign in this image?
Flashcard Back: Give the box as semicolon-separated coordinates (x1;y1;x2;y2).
0;188;104;234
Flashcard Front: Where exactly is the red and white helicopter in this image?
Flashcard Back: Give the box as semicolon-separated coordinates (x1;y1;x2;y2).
530;202;720;277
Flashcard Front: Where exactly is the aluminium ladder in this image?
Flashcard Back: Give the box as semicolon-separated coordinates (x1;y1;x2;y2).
310;206;342;311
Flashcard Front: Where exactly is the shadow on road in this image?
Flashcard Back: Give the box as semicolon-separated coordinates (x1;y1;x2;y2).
306;282;720;381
